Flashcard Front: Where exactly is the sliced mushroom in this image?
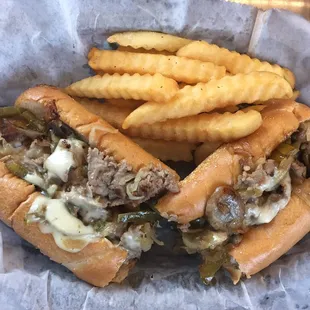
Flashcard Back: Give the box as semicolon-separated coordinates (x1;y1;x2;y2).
205;186;245;233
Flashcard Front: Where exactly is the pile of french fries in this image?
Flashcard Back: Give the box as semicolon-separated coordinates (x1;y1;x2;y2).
65;31;299;164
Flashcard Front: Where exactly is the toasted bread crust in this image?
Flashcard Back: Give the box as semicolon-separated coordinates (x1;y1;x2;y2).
0;85;180;287
10;192;129;287
15;85;179;179
229;179;310;277
156;147;241;223
156;99;310;279
0;162;35;226
156;100;310;224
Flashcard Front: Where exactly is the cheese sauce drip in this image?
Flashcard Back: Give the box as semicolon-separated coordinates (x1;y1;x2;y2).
28;196;99;253
44;138;86;182
24;173;45;189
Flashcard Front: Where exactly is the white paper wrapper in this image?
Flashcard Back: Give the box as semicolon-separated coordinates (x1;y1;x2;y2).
1;1;310;309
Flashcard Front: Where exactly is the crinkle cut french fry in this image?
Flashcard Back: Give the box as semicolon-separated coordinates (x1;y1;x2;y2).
213;106;239;113
74;98;133;129
94;70;105;75
132;138;196;162
194;142;222;166
107;31;192;52
127;110;263;143
122;72;293;128
240;105;267;113
78;99;262;143
178;82;190;89
105;98;144;109
291;90;300;101
117;46;174;55
88;48;226;84
64;73;179;103
177;41;295;88
252;91;299;106
75;99;195;161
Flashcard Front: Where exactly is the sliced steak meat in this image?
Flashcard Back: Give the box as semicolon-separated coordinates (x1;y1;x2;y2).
24;139;50;163
87;148;178;207
236;158;291;195
234;157;293;227
44;100;59;122
293;121;310;144
300;142;310;176
131;166;179;199
237;160;275;189
262;160;276;176
0;119;28;145
87;148;135;201
290;160;306;184
23;139;51;173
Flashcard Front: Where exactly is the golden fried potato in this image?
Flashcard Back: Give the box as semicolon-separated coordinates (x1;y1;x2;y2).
213;106;239;113
178;82;189;89
252;90;299;105
104;98;144;109
107;31;192;52
78;99;261;143
240;105;267;113
291;90;300;101
117;46;174;55
194;142;222;165
93;70;105;75
122;72;292;128
126;110;262;143
132;138;196;162
74;98;133;129
177;41;295;88
64;73;178;102
74;100;195;161
88;48;226;84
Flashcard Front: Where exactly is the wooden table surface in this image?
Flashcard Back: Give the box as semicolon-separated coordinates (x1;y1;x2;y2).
227;0;310;19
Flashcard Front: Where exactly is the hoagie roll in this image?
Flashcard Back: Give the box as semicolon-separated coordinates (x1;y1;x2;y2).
155;100;310;283
0;85;179;287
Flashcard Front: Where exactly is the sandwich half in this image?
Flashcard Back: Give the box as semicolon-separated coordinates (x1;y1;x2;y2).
155;100;310;283
0;85;179;287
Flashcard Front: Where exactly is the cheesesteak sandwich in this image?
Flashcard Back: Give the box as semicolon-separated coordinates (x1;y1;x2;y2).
0;85;179;287
155;100;310;283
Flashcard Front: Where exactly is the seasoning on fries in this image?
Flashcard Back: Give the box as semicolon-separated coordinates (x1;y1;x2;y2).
2;29;308;289
122;72;293;128
128;110;262;143
88;48;226;84
65;73;179;102
75;98;133;129
177;40;295;88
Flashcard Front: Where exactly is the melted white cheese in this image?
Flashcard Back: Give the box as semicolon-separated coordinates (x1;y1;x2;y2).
121;230;141;253
24;173;45;189
44;198;94;235
245;174;292;225
44;138;86;182
120;224;154;260
252;206;280;225
29;196;98;253
46;184;58;197
60;191;104;209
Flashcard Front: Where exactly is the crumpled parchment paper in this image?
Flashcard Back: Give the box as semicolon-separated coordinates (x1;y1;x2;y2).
0;1;310;309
